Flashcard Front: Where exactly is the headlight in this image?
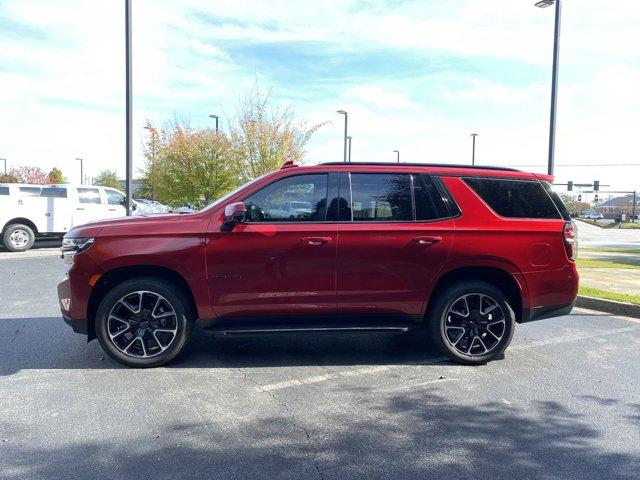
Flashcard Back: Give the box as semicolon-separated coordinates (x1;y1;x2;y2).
61;237;95;255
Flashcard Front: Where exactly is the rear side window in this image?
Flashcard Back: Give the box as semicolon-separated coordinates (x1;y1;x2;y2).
413;174;451;221
351;173;412;221
541;181;571;221
19;186;42;196
463;177;561;219
77;187;101;204
41;187;67;198
0;186;9;195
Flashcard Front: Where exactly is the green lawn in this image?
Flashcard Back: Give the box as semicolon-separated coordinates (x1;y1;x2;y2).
575;258;640;269
579;285;640;305
603;222;640;229
580;247;640;255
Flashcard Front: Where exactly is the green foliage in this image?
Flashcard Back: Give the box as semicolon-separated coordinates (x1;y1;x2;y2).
0;173;18;183
93;170;122;190
47;167;65;184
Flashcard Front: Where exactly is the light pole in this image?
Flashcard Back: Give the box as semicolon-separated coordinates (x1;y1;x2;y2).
471;133;478;166
75;157;83;185
0;158;6;175
209;114;219;133
536;0;561;176
337;110;348;163
125;0;133;215
347;136;352;162
393;150;400;163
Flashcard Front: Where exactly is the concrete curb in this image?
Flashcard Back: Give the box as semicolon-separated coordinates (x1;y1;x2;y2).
576;295;640;318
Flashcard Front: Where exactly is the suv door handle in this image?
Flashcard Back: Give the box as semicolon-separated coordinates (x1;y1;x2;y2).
413;236;442;245
303;236;333;246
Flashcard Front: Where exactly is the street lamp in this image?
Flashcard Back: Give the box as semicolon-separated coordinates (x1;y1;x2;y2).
347;136;352;163
209;114;219;133
337;110;348;163
536;0;562;176
393;150;400;163
75;157;84;185
471;133;478;166
0;158;6;175
125;0;133;216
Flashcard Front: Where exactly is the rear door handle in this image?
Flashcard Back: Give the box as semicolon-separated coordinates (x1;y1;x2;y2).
413;236;442;245
303;236;333;246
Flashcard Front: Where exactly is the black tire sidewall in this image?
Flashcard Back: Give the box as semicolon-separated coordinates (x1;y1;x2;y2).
3;224;35;252
429;281;515;365
96;277;192;368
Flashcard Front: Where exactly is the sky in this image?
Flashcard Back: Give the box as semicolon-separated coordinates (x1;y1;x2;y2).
1;0;639;195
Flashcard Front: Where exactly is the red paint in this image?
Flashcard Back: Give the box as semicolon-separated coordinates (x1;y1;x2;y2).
58;163;578;333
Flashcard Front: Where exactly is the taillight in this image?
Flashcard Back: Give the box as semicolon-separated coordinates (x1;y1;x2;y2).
563;221;577;260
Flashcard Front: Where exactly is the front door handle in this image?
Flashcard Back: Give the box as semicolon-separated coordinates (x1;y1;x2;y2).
413;236;442;245
303;236;333;246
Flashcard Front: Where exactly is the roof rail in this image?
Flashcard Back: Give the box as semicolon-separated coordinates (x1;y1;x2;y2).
319;162;521;172
281;160;298;169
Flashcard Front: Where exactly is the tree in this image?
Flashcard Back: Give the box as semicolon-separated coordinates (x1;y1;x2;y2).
47;167;65;184
229;84;327;181
142;120;238;207
8;166;48;184
0;173;18;183
93;170;122;190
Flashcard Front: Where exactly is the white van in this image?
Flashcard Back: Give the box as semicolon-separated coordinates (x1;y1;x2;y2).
0;184;134;252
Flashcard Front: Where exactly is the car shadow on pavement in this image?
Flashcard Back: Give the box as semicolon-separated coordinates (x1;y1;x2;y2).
1;393;638;479
0;318;447;375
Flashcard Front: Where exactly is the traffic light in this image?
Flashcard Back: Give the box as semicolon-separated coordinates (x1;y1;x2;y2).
594;194;599;202
594;180;600;191
578;194;582;202
567;181;573;191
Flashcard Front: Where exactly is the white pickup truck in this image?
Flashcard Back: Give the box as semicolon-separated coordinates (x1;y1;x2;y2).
0;184;134;252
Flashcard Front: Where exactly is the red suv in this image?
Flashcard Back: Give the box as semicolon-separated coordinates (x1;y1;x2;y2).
57;162;578;367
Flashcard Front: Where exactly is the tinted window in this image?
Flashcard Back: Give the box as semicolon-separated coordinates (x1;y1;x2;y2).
19;186;41;196
541;181;571;221
106;189;125;205
413;174;450;221
244;174;328;222
40;187;67;198
463;177;560;219
351;173;412;221
77;187;101;204
0;186;9;195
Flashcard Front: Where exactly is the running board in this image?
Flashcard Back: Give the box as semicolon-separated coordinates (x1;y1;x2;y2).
203;324;412;336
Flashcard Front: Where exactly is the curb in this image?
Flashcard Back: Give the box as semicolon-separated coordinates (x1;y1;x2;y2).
576;295;640;319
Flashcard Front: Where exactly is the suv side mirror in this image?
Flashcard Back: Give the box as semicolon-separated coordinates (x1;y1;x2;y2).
224;202;247;226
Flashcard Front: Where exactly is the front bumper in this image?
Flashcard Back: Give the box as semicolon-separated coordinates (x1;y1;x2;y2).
58;276;88;336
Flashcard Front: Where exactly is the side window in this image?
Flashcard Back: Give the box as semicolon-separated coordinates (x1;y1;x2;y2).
244;174;328;222
0;186;9;196
463;177;561;219
350;173;412;221
106;189;125;206
413;174;450;221
19;186;42;196
40;187;67;198
77;187;101;204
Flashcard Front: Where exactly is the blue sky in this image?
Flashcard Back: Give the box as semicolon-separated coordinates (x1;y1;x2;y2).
1;0;639;192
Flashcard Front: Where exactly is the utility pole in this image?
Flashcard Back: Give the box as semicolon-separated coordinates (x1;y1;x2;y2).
125;0;133;215
471;133;478;166
337;110;348;163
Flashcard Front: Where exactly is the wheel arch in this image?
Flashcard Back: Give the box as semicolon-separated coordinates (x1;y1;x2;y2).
426;266;523;323
2;218;38;234
86;265;199;341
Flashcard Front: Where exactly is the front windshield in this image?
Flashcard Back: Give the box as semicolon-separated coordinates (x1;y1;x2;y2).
199;173;270;213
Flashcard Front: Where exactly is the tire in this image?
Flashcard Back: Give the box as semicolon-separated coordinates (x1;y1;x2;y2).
95;277;193;368
428;281;515;365
3;224;35;252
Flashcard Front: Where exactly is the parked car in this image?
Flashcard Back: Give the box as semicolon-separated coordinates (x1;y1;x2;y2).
134;199;169;215
583;212;603;220
58;161;579;367
0;183;134;252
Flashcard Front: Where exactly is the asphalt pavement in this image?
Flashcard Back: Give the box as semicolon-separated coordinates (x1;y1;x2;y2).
1;253;639;480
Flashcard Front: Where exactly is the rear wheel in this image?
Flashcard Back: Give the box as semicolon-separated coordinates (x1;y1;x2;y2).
3;224;35;252
96;278;193;368
428;281;515;365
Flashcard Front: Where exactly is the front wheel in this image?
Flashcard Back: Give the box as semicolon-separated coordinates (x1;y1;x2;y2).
95;278;193;368
428;281;515;365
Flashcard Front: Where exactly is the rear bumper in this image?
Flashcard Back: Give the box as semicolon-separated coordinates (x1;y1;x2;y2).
63;315;88;335
521;300;575;323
